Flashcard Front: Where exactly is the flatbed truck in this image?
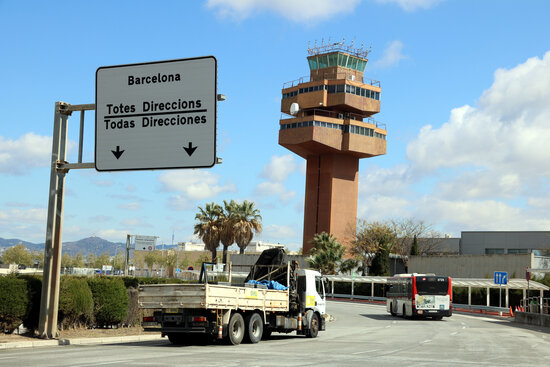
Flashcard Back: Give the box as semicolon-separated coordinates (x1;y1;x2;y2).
138;249;327;345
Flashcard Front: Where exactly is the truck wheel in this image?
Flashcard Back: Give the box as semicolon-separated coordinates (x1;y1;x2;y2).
306;313;319;338
244;313;263;344
390;303;396;316
227;312;245;345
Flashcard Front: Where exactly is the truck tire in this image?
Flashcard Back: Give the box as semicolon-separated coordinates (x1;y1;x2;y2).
244;312;263;344
390;303;396;316
305;313;319;338
227;312;245;345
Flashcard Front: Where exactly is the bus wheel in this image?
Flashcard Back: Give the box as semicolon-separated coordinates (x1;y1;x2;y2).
227;312;245;345
244;312;263;344
390;303;396;316
306;313;319;338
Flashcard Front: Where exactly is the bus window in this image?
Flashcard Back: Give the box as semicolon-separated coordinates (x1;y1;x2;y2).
416;277;449;295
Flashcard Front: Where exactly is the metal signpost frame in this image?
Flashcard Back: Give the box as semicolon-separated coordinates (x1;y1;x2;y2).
39;55;222;340
95;56;217;172
494;271;508;309
39;102;95;339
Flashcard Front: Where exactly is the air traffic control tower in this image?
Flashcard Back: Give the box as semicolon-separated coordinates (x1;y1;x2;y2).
279;41;387;254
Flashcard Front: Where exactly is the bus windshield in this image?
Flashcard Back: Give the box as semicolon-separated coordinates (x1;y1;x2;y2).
416;277;449;295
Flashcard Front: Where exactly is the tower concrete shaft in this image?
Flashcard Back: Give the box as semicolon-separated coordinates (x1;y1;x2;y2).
279;41;387;254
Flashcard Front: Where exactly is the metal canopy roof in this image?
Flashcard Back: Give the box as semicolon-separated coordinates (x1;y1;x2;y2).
324;275;549;291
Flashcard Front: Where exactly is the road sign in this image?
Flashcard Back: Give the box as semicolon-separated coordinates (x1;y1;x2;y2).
95;57;217;171
494;271;508;285
135;235;157;251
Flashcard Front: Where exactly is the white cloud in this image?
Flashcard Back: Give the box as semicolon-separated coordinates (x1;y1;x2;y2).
93;179;114;187
0;133;52;175
117;202;142;211
261;224;299;239
121;217;152;227
358;51;550;235
255;182;296;203
96;229;130;242
159;170;236;211
0;207;47;242
371;40;407;69
206;0;360;22
255;154;300;203
375;0;444;12
260;154;299;182
407;51;550;176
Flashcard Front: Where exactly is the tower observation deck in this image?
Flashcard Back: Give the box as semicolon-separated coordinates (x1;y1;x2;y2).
279;41;387;254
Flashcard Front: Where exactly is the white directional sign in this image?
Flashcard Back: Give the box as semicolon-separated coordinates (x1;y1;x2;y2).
134;235;157;251
95;57;217;171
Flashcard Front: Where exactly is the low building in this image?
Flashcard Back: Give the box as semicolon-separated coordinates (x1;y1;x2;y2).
409;252;550;278
177;242;205;251
245;241;286;253
459;231;550;255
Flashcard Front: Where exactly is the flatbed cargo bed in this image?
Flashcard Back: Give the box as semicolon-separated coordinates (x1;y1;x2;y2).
138;283;289;312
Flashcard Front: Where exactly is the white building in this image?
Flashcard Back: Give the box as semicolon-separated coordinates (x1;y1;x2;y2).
177;242;205;251
245;241;286;253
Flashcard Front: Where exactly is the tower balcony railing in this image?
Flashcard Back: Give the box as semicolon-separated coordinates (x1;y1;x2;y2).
283;73;380;89
281;108;386;130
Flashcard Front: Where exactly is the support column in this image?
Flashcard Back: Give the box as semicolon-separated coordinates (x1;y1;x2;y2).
468;286;471;306
38;102;70;339
486;287;490;307
124;234;131;276
351;279;355;299
505;286;509;308
371;281;374;298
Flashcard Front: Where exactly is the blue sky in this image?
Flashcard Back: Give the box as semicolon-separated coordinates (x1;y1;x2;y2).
1;0;550;251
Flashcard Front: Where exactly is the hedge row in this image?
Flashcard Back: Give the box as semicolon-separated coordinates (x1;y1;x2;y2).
0;275;181;334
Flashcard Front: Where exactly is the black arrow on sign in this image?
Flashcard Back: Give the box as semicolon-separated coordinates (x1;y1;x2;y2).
111;146;125;159
183;142;197;156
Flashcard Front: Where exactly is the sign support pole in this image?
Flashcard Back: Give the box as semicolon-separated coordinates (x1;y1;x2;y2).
38;102;95;339
39;102;69;338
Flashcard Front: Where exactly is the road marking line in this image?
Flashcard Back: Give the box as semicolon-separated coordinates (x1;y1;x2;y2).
450;332;458;336
0;357;17;360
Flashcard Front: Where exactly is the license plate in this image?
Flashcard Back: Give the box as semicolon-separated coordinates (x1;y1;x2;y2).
165;308;179;313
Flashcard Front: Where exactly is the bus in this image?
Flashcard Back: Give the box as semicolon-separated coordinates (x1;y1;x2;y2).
386;273;452;320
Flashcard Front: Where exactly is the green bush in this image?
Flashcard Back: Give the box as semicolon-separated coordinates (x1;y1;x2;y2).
121;276;185;289
0;275;28;333
87;278;129;327
19;275;42;332
59;276;94;328
124;287;140;327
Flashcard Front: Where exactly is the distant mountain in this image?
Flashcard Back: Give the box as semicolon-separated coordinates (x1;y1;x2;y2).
0;236;126;256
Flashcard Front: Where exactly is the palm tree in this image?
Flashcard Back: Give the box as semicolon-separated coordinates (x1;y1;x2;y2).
220;200;238;264
308;232;345;275
194;202;222;263
234;200;262;254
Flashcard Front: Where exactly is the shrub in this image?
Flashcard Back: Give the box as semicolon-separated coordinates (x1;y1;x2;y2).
59;276;94;329
0;275;28;333
87;278;129;327
19;275;42;332
124;287;140;327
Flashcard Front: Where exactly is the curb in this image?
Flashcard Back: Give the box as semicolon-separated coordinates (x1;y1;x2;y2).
0;334;163;350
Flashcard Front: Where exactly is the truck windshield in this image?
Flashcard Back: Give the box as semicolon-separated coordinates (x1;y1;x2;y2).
416;277;448;296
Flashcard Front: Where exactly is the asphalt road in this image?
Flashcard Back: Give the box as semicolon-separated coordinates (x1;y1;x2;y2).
2;300;550;366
